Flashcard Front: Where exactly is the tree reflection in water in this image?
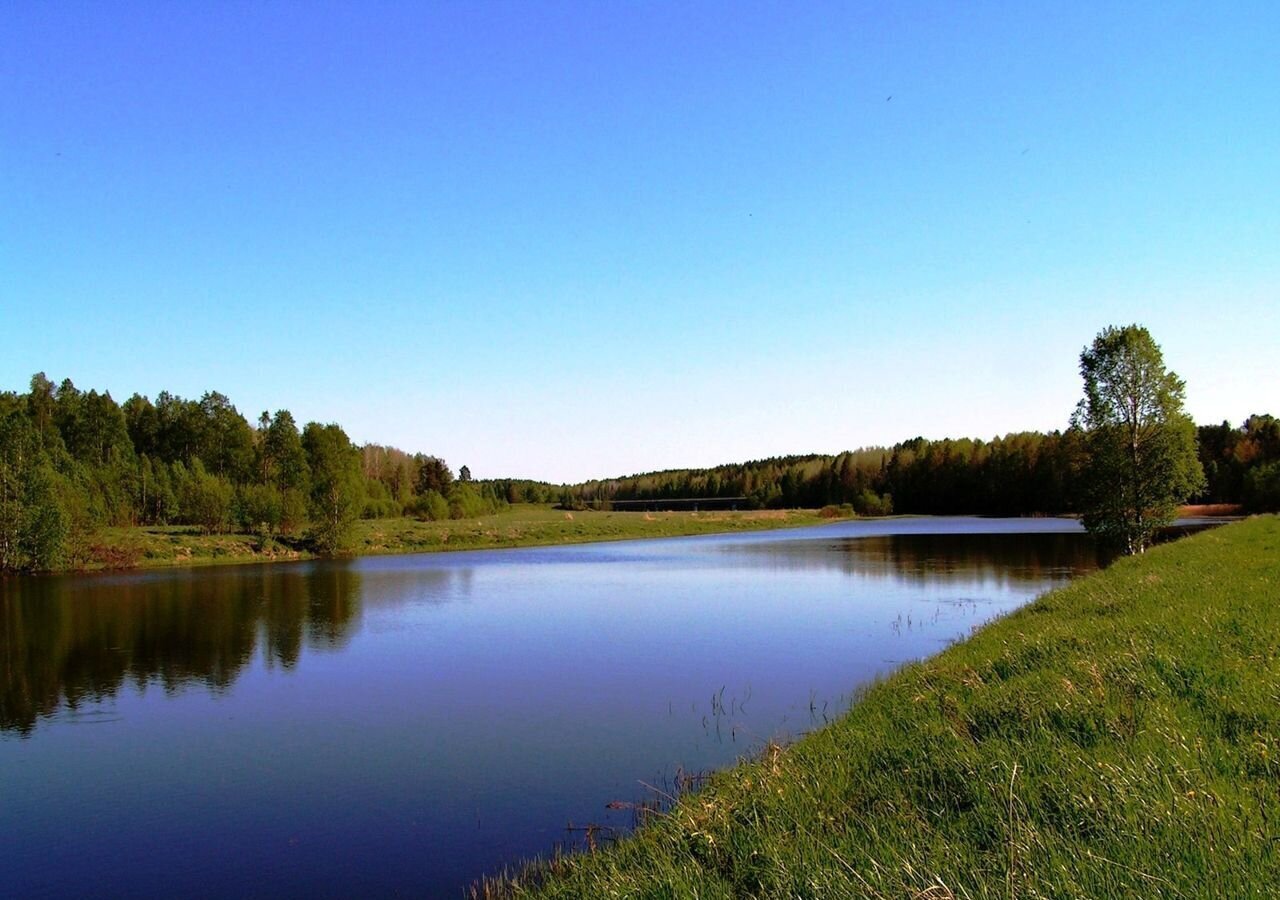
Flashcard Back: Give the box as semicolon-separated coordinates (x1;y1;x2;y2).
1;563;363;735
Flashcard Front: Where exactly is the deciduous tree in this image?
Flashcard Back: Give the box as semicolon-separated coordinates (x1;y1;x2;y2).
302;423;364;554
0;410;67;571
1072;325;1204;554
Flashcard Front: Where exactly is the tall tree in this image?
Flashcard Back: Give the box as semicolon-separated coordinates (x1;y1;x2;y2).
1073;325;1205;554
123;393;160;458
413;455;453;495
27;373;59;450
302;423;364;554
197;392;255;481
0;410;67;572
260;410;310;492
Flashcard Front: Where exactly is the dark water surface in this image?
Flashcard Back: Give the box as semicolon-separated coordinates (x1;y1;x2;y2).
2;517;1100;898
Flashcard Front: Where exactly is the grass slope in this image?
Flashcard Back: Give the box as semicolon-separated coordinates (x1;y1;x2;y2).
86;505;829;571
488;516;1280;899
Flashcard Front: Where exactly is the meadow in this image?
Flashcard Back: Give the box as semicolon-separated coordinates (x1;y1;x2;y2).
481;515;1280;899
85;505;831;571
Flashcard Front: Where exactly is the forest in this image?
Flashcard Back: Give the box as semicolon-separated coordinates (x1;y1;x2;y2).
0;374;518;572
2;372;1277;573
560;419;1280;516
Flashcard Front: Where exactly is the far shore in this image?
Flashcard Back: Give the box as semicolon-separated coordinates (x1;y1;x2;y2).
48;505;833;576
26;503;1247;578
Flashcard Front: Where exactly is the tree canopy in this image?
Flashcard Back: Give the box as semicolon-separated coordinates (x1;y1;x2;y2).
1072;325;1205;554
1;365;1275;574
0;374;508;571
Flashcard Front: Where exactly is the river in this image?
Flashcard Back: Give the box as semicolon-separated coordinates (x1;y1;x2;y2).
1;517;1100;898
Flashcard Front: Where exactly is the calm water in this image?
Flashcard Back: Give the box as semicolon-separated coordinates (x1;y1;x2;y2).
2;517;1100;898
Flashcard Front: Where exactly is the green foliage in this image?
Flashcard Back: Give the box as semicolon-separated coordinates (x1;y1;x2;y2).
361;443;415;504
0;411;68;572
851;487;893;516
562;433;1081;516
558;487;585;511
414;455;454;495
1198;414;1280;504
134;455;179;525
406;489;450;521
1073;325;1205;554
236;483;284;537
360;479;402;519
2;369;1273;574
179;461;235;534
197;392;256;481
1242;459;1280;512
260;409;310;492
19;463;69;570
52;380;134;466
302;422;365;554
5;373;467;564
27;372;61;450
447;483;488;519
279;488;309;536
485;479;561;505
361;498;401;519
52;468;100;568
47;506;835;572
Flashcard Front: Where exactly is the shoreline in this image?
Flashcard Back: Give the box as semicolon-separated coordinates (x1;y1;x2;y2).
22;506;1244;579
27;506;836;577
481;515;1279;898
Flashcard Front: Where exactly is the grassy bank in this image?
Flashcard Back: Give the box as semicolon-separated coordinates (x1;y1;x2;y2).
485;516;1280;899
80;505;831;572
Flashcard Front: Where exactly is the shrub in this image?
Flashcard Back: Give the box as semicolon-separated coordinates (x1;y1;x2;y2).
361;497;401;519
180;463;234;534
448;483;487;519
406;490;449;521
237;483;283;537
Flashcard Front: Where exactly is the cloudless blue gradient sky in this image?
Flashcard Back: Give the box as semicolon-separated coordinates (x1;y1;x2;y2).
3;2;1277;482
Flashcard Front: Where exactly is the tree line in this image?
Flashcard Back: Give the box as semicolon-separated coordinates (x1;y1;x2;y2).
4;366;1276;573
559;417;1279;518
0;374;510;572
558;325;1274;557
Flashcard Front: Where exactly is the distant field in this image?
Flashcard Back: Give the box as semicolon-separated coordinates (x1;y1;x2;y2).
485;515;1280;899
85;505;831;572
1180;503;1245;517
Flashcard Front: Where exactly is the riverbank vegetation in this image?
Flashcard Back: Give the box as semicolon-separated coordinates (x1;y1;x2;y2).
480;515;1280;899
44;506;828;572
2;370;1277;573
0;375;521;572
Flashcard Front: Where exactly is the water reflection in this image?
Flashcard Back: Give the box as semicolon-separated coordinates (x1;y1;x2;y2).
1;530;1097;738
352;563;473;608
1;565;363;735
1;521;1109;899
732;532;1098;585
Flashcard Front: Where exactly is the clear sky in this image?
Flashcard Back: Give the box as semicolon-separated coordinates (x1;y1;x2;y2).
3;2;1277;483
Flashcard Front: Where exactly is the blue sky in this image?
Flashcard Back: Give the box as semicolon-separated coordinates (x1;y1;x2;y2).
3;2;1277;482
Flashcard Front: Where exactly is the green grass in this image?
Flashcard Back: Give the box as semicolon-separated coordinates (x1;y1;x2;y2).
82;505;832;571
352;505;828;554
481;516;1280;899
87;524;312;569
